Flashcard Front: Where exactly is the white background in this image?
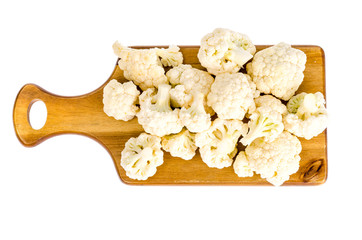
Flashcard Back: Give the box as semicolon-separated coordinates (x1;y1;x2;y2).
1;0;360;239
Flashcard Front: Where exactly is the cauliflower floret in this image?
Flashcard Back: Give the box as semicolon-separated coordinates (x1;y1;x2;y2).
197;28;256;75
233;151;254;177
246;42;307;101
245;131;302;186
283;92;328;140
254;94;287;115
240;95;287;146
167;64;215;114
169;85;192;108
156;45;183;67
241;107;284;146
207;73;259;120
167;64;193;85
195;119;245;169
137;84;183;137
113;41;183;90
121;133;163;180
167;64;214;96
103;79;140;121
179;91;211;133
161;129;197;160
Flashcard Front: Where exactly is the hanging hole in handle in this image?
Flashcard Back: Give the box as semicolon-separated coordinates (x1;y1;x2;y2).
28;100;47;130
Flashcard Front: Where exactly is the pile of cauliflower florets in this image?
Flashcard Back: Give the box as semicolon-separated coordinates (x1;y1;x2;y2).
103;28;328;186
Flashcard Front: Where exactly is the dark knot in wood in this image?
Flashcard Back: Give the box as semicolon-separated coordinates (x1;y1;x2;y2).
302;159;323;182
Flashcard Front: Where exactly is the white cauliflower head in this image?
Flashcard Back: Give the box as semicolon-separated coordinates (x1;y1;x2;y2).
137;84;183;137
161;128;197;160
207;73;259;120
240;95;287;146
233;151;254;177
195;118;246;169
246;42;307;101
283;92;328;140
167;64;215;114
103;79;140;121
121;133;163;180
179;91;211;133
245;131;302;186
113;41;183;90
198;28;256;75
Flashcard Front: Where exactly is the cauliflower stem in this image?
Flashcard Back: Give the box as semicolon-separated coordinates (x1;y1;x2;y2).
295;93;319;119
153;84;172;112
224;48;253;68
188;92;207;115
180;91;211;133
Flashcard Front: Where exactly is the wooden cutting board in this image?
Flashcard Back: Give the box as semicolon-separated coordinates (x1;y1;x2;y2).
13;45;327;185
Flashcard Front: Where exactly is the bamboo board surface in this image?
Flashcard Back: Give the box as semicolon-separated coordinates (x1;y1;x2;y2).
13;45;327;185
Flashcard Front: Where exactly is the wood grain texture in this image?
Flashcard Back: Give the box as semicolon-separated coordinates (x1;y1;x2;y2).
13;45;327;185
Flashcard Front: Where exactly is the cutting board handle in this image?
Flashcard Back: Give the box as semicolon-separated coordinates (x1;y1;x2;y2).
13;83;103;147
